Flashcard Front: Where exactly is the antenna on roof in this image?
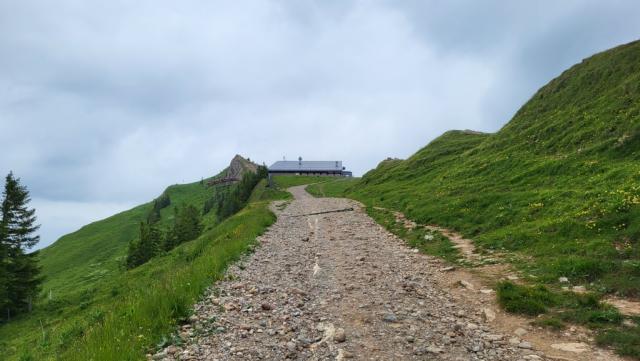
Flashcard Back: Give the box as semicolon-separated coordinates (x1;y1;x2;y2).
298;156;302;166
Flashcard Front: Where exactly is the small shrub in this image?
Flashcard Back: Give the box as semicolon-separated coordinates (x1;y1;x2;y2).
553;257;610;281
41;298;70;313
532;317;566;330
597;326;640;358
497;281;557;315
586;309;623;325
58;321;85;349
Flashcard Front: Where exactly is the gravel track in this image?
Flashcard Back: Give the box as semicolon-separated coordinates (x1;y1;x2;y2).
154;186;547;361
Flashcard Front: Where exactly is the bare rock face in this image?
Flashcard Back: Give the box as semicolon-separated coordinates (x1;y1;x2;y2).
226;154;258;180
208;155;258;186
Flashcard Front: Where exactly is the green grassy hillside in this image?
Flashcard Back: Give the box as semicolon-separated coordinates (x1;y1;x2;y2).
309;41;640;357
347;40;640;295
37;180;214;297
0;167;292;360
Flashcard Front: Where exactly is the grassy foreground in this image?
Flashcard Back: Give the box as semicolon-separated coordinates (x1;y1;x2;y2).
65;198;276;360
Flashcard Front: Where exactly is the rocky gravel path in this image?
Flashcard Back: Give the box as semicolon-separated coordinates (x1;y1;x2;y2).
155;186;548;360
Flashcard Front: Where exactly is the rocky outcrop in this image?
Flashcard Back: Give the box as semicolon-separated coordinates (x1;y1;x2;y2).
208;155;258;186
226;154;258;180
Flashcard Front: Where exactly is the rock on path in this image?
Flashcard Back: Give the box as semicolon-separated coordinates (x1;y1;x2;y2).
154;186;545;360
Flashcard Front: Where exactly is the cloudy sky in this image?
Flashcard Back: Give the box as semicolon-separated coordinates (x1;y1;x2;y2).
1;1;639;250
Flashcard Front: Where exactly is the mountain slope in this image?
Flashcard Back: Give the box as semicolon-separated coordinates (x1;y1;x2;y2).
37;180;212;296
338;40;640;297
0;156;272;360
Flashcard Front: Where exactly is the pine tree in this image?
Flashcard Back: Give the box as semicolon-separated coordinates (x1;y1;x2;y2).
165;204;202;251
126;222;162;269
0;172;42;319
0;234;9;319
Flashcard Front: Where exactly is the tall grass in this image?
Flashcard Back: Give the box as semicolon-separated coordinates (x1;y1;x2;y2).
65;202;275;360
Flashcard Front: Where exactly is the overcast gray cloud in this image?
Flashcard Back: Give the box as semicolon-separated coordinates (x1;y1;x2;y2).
0;0;639;250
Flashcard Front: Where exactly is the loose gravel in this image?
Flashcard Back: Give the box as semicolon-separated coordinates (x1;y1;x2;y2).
154;186;549;360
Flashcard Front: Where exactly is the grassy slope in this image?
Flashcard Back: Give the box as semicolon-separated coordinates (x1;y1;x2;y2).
66;189;279;360
309;41;640;357
37;181;213;296
351;41;640;295
0;171;273;360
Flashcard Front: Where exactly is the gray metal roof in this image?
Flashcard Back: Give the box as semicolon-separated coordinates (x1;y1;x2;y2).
269;160;343;172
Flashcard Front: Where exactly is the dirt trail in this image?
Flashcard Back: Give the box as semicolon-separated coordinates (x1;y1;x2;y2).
154;187;624;361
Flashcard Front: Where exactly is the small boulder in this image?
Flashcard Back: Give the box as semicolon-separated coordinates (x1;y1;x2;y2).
514;328;528;337
482;308;496;322
550;342;589;353
334;328;346;343
261;303;273;311
518;341;533;349
459;280;475;290
383;313;398;323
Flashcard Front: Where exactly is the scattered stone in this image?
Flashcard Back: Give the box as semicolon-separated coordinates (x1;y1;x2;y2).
551;342;589;353
286;341;297;352
165;346;179;355
383;313;398;323
558;277;569;283
484;334;503;342
337;349;354;359
260;303;273;311
514;328;528;337
572;285;587;293
518;341;533;349
334;328;346;343
459;280;475;290
439;266;456;272
482;308;496;322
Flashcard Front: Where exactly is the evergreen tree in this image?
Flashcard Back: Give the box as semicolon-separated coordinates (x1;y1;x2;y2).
165;204;202;251
146;193;171;224
0;233;8;319
206;166;267;220
126;222;162;269
147;201;162;224
0;172;42;319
